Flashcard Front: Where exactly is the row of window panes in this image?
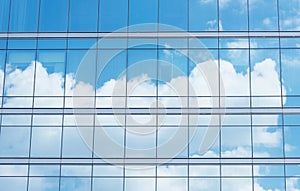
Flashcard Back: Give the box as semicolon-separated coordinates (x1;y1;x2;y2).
1;38;300;49
0;0;298;32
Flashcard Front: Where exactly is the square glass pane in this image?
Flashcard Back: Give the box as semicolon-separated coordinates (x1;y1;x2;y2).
38;39;67;49
159;0;188;30
221;127;251;158
125;129;156;158
69;0;98;32
249;0;278;31
39;0;68;32
189;126;220;157
128;50;157;96
97;50;126;96
5;50;36;96
0;177;27;191
0;0;10;32
93;178;123;191
36;50;66;96
221;165;252;176
0;165;27;176
285;126;300;157
61;178;91;191
220;49;250;96
190;178;220;191
254;165;284;177
254;178;285;191
250;49;281;97
28;177;59;191
219;0;248;31
253;126;283;157
190;165;220;177
189;0;217;31
157;178;187;191
94;127;124;158
66;50;96;96
8;39;36;49
61;165;91;176
129;0;158;28
281;49;300;96
30;127;62;157
279;0;300;31
93;165;123;176
62;127;93;158
158;127;188;158
222;178;252;191
125;178;155;191
29;165;60;176
100;0;128;31
9;0;39;32
0;127;30;157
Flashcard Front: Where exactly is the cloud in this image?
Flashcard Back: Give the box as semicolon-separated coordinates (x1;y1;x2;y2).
198;0;214;4
263;18;272;26
207;19;223;31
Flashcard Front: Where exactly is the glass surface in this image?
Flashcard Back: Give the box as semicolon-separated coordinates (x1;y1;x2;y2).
36;50;66;96
0;127;30;157
30;127;62;157
189;0;218;31
5;50;36;96
219;0;248;31
221;127;252;158
93;178;123;191
249;0;278;31
0;0;10;32
220;49;250;96
159;0;188;30
69;0;98;32
39;0;68;32
281;49;300;96
28;178;59;191
279;0;300;31
100;0;128;31
129;0;158;28
62;127;93;158
9;0;39;32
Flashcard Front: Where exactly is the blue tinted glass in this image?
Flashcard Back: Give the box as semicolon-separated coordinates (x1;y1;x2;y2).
0;0;10;32
0;39;6;49
97;50;126;88
279;0;300;31
100;0;128;32
189;0;218;31
281;49;300;96
10;0;39;32
69;0;98;32
129;0;158;26
219;0;248;31
159;0;188;30
39;0;68;32
68;38;97;49
249;0;278;31
38;39;67;49
8;39;36;49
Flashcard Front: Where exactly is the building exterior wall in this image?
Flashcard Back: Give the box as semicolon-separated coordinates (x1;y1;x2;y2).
0;0;300;190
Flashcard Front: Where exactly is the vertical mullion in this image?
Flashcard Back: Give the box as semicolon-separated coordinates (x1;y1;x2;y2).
123;0;130;191
247;0;255;191
277;0;287;190
59;0;71;190
0;0;12;136
27;0;41;190
217;0;222;190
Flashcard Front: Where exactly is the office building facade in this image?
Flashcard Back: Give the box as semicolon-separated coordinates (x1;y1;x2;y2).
0;0;300;190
